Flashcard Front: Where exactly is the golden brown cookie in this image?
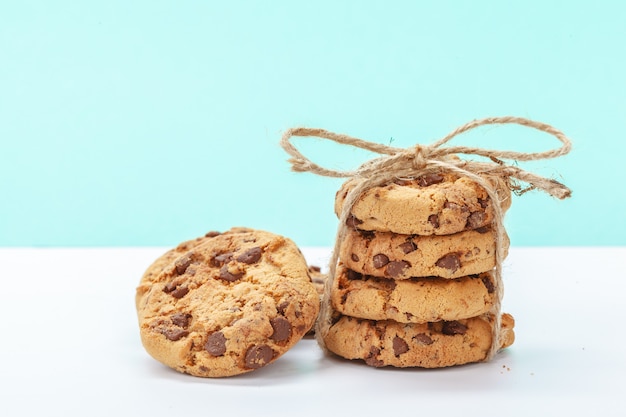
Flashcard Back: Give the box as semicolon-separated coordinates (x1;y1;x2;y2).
136;228;320;377
331;264;496;323
340;227;508;279
335;171;511;235
323;312;515;368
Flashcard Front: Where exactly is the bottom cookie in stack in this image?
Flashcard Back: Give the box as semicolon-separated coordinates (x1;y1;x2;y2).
323;312;515;368
321;264;515;368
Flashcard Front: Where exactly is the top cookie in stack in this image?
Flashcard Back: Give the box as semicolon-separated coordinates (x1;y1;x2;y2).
335;172;511;236
322;170;516;368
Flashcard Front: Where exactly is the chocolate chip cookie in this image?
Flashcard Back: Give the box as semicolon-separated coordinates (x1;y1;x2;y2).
323;312;515;368
335;171;511;235
331;264;496;323
136;228;320;377
340;226;508;279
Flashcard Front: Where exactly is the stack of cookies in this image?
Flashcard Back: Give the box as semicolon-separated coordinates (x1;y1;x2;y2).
322;171;516;368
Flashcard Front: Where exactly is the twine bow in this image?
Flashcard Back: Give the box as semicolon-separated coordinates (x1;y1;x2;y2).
280;116;572;362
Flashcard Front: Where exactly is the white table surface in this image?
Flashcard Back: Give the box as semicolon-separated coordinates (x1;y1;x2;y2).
1;246;624;417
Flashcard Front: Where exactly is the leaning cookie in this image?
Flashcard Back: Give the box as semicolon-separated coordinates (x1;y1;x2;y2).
323;313;515;368
331;264;496;323
340;226;508;280
335;171;511;235
136;228;320;377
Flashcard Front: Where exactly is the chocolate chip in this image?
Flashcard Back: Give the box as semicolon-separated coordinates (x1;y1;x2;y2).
277;301;289;315
364;346;384;367
414;333;433;345
211;252;233;267
309;265;321;273
392;336;409;356
205;331;227;356
417;173;444;187
346;269;361;280
219;265;243;282
385;261;411;278
346;215;363;228
359;230;375;240
237;247;262;264
171;313;192;328
481;275;495;293
477;198;489;208
351;253;360;262
466;211;486;229
428;214;440;228
372;254;390;268
170;286;189;299
475;226;490;234
174;255;193;275
162;328;189;341
270;317;292;342
205;231;221;237
399;241;417;254
442;321;468;335
162;281;177;293
244;345;274;369
435;253;461;272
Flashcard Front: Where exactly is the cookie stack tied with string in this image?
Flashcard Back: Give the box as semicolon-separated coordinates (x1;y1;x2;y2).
324;170;517;367
280;117;572;368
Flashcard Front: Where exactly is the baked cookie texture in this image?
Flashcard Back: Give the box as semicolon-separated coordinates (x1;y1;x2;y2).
136;230;222;308
335;172;511;235
340;226;508;279
323;312;515;368
331;264;496;323
136;228;320;377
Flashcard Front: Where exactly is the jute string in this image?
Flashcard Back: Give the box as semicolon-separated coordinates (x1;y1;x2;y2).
280;116;572;362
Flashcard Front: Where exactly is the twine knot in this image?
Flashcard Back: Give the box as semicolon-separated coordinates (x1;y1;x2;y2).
280;116;572;363
411;145;428;171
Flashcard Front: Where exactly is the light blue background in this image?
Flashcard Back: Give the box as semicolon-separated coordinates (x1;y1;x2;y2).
1;1;624;247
